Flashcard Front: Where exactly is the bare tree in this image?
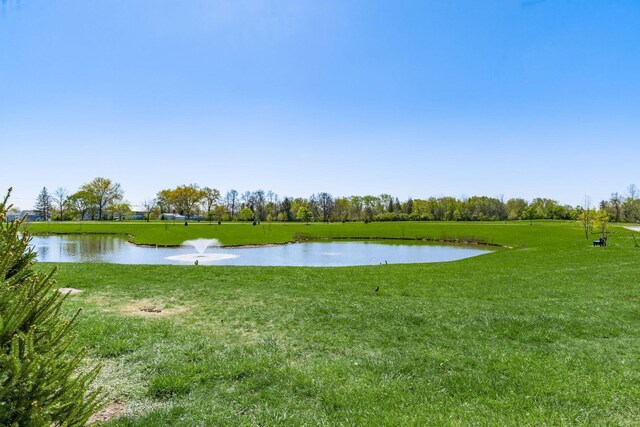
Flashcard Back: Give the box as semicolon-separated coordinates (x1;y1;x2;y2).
52;187;68;221
252;190;266;221
142;199;157;222
241;191;253;209
224;189;239;219
316;192;334;222
609;193;622;222
308;194;320;221
267;190;276;205
580;195;593;239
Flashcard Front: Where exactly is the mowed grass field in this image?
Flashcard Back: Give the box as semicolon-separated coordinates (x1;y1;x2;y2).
25;219;526;247
28;221;640;425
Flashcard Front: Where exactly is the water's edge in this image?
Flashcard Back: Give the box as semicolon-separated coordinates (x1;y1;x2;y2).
28;232;507;249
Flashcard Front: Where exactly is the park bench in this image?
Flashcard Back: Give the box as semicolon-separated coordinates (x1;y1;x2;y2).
593;237;607;247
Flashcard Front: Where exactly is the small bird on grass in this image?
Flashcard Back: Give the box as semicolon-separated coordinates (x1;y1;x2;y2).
194;259;199;265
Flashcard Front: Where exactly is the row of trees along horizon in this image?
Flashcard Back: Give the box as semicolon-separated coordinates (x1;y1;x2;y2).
17;177;640;224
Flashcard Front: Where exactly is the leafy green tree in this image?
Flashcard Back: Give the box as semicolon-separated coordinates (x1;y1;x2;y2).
296;206;312;224
506;198;528;220
290;198;309;220
594;210;610;238
362;195;379;214
578;208;595;239
521;206;536;225
0;189;105;425
202;187;221;222
80;177;124;220
213;204;227;222
158;184;206;219
403;197;414;215
349;196;363;220
238;207;254;222
379;194;393;213
156;189;174;214
266;190;280;220
280;197;293;221
67;190;93;220
109;202;131;220
332;197;350;222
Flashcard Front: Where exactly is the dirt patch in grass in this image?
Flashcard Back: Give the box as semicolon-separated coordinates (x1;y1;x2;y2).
116;299;188;318
80;293;192;319
89;401;126;423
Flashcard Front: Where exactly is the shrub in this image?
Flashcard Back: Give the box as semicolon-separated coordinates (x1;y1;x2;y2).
0;189;105;426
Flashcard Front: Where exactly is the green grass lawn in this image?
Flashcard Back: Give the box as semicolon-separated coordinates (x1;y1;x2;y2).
30;221;640;425
26;219;564;247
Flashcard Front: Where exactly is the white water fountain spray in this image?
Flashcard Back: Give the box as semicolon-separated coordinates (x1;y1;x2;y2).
185;238;220;254
164;238;238;264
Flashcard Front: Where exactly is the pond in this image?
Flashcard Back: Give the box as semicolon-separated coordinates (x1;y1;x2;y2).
29;235;492;267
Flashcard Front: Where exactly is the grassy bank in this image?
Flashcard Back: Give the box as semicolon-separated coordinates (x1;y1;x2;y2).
33;221;640;425
26;219;571;247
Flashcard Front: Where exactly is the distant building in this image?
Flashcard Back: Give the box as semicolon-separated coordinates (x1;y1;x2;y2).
129;206;147;220
5;210;43;222
159;213;204;221
160;213;186;220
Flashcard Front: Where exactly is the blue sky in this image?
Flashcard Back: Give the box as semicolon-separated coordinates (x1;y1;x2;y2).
1;0;639;209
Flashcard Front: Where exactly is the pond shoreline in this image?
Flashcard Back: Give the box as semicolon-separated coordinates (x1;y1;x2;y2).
29;234;493;266
29;231;506;249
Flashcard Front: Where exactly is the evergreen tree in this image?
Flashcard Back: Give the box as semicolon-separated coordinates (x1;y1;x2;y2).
34;186;52;221
0;188;105;425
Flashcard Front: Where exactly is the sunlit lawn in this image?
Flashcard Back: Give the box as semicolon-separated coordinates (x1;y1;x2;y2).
33;221;640;425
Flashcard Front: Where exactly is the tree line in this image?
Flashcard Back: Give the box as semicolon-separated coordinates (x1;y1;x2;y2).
19;178;640;224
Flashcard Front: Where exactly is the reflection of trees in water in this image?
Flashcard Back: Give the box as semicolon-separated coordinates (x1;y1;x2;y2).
61;236;124;259
36;244;50;259
33;236;489;266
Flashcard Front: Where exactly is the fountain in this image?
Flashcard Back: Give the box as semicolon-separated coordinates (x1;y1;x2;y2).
185;238;221;254
164;238;239;264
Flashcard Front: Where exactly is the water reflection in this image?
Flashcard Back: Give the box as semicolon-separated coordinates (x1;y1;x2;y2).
29;235;491;267
32;235;130;263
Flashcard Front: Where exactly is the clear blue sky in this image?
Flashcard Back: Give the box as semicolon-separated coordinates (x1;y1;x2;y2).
1;0;639;209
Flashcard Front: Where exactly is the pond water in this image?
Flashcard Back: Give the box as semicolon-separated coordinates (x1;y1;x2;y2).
29;235;491;267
